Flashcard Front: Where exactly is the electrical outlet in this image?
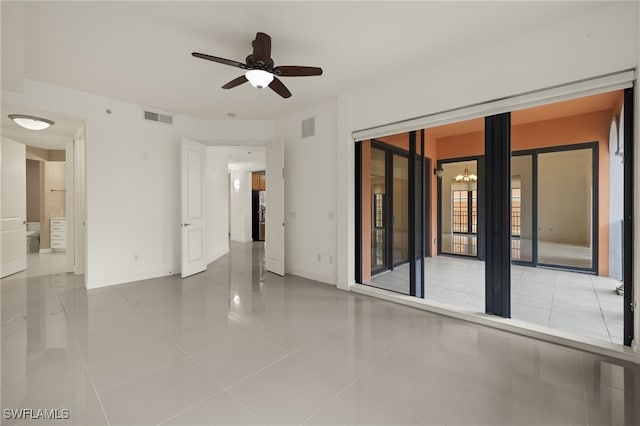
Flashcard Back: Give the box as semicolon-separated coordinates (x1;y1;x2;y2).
317;254;321;262
133;253;139;261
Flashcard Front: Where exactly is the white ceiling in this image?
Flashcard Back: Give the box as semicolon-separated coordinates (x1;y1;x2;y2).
1;103;83;149
227;146;265;172
2;1;608;121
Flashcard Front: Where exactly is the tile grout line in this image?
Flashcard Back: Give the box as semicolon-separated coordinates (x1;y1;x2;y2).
80;355;112;426
442;331;497;425
215;321;349;392
95;352;192;394
155;389;227;426
590;275;614;343
299;317;433;426
169;337;266;421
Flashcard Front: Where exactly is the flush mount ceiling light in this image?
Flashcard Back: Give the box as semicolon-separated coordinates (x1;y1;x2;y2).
455;167;477;182
8;114;54;131
245;69;274;89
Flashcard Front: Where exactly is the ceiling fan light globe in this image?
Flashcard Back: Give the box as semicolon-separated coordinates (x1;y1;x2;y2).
245;69;273;89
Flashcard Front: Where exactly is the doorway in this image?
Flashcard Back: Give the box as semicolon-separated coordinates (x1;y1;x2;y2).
511;143;598;272
1;108;86;282
437;157;481;258
24;146;69;276
251;171;266;242
370;141;410;277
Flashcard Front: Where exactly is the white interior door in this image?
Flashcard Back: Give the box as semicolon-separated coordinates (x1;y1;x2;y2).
73;124;86;277
181;138;207;278
265;140;285;276
1;138;26;278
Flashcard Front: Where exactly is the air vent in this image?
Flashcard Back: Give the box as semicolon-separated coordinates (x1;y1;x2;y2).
144;110;173;125
302;117;315;138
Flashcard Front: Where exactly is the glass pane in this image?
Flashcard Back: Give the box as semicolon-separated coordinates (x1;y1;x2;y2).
511;155;533;262
537;148;593;269
371;148;386;271
441;160;478;256
392;154;409;265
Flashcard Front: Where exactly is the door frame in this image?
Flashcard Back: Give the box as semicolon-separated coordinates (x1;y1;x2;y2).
512;141;599;274
436;155;483;259
370;139;411;275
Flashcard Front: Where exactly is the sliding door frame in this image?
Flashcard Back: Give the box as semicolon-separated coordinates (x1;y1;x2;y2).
370;140;411;274
511;142;599;274
623;87;634;347
437;155;484;259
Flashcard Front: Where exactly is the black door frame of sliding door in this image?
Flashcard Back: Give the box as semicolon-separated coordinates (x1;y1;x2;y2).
436;155;483;259
623;86;634;347
370;140;411;274
485;112;511;318
511;142;599;274
355;142;363;284
409;130;425;298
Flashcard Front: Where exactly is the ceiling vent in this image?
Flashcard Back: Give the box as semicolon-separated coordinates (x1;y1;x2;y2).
144;110;173;125
302;117;315;138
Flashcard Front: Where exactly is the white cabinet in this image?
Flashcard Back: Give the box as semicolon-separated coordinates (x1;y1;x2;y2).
50;218;66;251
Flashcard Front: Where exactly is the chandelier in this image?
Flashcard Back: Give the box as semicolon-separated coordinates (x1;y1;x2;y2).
455;167;477;182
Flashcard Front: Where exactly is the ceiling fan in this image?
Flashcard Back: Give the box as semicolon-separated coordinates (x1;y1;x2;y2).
192;32;322;99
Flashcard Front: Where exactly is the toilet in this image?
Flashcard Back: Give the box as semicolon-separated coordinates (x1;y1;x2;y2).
26;222;40;253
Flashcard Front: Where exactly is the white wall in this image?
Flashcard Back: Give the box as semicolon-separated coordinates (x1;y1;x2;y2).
275;98;338;285
206;146;230;263
350;2;638;132
229;170;252;243
332;0;639;343
2;80;274;288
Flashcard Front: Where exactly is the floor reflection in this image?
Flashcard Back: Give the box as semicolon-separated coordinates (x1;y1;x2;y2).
1;241;638;425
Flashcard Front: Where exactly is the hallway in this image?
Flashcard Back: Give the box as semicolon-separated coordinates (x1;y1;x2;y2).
1;242;638;425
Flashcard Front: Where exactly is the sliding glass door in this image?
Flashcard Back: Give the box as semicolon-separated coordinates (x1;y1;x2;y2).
439;159;479;257
510;145;596;272
537;147;595;270
392;153;409;266
371;147;388;273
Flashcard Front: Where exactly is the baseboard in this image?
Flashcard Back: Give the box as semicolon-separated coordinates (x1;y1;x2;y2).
39;248;53;254
207;247;229;265
287;268;336;286
86;268;176;289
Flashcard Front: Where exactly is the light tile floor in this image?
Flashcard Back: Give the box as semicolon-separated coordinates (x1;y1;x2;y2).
5;251;70;280
372;255;624;344
2;242;639;425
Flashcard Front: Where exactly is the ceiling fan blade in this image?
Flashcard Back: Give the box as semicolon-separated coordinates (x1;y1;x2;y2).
222;75;248;89
252;32;272;64
268;77;292;98
192;52;247;69
273;66;323;77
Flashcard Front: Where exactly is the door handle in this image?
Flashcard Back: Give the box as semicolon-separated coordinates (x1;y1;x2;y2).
181;223;192;227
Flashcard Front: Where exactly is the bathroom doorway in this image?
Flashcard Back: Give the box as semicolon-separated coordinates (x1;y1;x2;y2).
1;105;86;282
24;145;69;276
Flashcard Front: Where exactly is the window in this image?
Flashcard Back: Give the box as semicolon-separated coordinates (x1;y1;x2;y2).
451;188;477;234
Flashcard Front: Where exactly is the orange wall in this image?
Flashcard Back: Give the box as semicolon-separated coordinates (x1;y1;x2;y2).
375;133;409;151
430;109;613;275
425;133;437;256
436;131;484;159
359;109;617;280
